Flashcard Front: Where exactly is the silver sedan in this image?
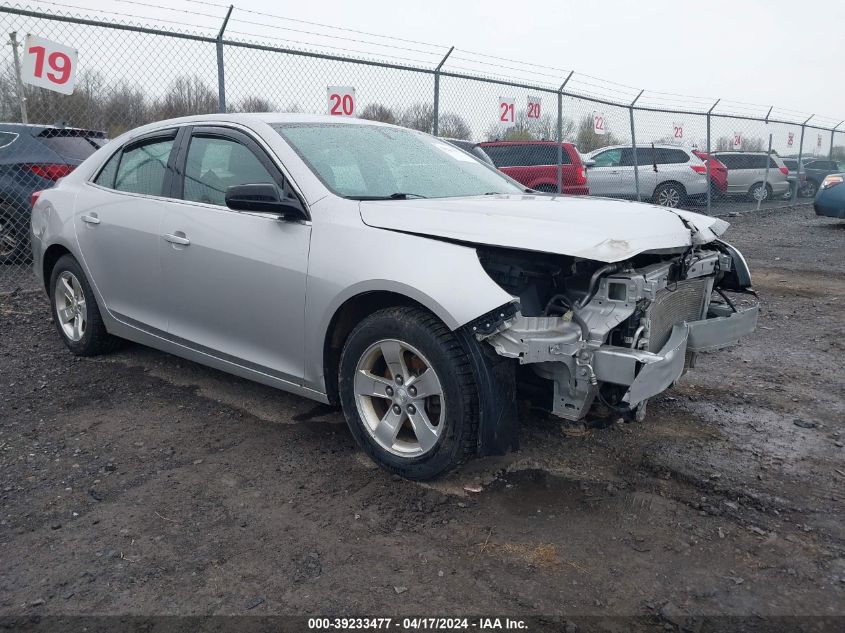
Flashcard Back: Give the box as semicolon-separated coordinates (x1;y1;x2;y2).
31;114;758;479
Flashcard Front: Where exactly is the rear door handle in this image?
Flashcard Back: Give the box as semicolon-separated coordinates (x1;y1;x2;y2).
163;233;190;246
81;214;100;225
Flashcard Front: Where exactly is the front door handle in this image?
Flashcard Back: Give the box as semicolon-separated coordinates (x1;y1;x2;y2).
81;214;100;225
163;233;190;246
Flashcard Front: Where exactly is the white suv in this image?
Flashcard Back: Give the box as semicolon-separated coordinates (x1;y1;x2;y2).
585;144;708;208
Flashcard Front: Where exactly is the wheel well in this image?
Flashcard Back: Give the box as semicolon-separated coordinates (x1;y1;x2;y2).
322;291;431;405
42;244;72;292
655;180;687;195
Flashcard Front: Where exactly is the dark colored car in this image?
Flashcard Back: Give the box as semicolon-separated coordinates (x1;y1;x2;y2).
801;159;843;198
441;138;495;166
0;123;106;263
814;173;845;218
477;141;589;195
692;150;728;196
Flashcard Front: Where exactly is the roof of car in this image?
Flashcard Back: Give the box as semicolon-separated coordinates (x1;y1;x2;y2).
0;122;104;134
479;140;572;146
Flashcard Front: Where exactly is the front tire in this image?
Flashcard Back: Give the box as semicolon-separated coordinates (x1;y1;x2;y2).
49;254;121;356
338;307;479;480
653;182;686;208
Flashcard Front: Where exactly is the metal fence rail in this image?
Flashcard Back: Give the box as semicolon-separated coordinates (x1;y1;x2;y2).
1;3;843;290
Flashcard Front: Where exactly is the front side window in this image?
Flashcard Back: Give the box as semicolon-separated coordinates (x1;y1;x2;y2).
275;123;522;199
114;138;175;196
592;148;622;167
183;136;276;206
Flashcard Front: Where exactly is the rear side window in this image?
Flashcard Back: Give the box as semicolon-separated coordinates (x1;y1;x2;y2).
38;135;100;161
113;138;175;196
484;145;570;167
0;131;18;149
767;157;779;169
656;148;689;164
94;151;120;188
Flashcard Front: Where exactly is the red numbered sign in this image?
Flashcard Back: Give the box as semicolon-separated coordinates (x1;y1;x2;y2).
592;112;607;136
327;86;355;117
499;97;515;128
732;132;742;150
526;96;541;119
672;122;684;141
21;34;77;95
787;131;794;147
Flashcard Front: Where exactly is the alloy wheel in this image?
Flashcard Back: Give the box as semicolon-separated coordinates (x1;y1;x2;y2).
353;338;445;458
0;217;18;258
55;271;88;342
657;187;681;208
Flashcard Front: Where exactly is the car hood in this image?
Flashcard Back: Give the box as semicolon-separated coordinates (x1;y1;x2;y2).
359;194;729;262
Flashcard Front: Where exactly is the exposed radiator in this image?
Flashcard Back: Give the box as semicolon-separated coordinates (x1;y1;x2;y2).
647;278;710;352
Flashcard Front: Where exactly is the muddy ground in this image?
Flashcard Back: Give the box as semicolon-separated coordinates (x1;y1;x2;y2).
1;205;843;629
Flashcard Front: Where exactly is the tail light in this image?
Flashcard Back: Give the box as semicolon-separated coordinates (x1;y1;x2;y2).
576;165;586;185
690;164;707;174
31;190;43;208
779;166;789;176
822;175;843;189
27;163;75;181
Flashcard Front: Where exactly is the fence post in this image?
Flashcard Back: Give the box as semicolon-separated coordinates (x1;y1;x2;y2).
793;114;813;203
757;133;772;211
432;46;454;137
705;99;720;215
830;121;843;161
8;32;28;124
216;5;233;114
629;90;644;202
557;71;574;194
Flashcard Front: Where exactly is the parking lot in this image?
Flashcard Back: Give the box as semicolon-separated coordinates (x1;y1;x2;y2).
1;203;842;625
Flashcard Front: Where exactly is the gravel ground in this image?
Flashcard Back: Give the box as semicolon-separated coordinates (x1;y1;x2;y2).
1;204;843;629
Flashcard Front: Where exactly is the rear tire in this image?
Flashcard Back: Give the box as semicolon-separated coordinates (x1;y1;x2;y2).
749;182;772;202
49;254;121;356
0;204;30;265
338;306;479;480
653;182;686;208
802;179;818;198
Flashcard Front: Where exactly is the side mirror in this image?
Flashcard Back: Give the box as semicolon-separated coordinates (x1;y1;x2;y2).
225;183;306;221
583;159;596;168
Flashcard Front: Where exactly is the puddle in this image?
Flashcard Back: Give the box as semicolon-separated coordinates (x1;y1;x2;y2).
488;469;610;516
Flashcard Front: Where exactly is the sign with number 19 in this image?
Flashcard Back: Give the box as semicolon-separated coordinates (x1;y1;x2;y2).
21;34;77;95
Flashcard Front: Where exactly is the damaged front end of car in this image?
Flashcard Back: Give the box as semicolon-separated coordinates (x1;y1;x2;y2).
472;239;758;423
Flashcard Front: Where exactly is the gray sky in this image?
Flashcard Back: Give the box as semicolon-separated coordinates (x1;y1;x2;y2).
25;0;839;122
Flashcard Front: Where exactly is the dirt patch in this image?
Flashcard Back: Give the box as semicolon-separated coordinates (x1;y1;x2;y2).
1;205;843;620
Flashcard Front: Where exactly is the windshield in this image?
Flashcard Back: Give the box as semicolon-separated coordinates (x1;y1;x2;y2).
272;123;522;199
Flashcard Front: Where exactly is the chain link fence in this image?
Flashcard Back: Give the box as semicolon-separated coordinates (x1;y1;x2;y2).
1;3;843;290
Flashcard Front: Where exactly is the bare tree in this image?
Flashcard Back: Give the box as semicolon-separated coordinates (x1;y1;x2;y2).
575;114;620;153
437;112;471;139
235;96;275;112
400;103;434;133
359;103;398;124
151;75;217;120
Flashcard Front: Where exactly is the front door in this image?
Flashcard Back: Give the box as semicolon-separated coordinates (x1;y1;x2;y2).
159;126;311;383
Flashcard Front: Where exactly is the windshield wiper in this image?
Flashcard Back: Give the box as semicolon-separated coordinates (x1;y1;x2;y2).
347;192;428;200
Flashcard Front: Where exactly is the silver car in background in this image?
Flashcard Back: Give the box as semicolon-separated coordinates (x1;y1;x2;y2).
712;151;790;201
30;114;758;480
584;144;708;207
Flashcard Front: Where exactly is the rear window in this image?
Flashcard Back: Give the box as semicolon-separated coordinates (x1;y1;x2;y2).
0;131;18;149
484;145;570;167
783;159;798;170
38;134;101;161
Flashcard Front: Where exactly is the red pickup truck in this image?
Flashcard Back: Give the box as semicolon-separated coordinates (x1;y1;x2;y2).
478;141;589;195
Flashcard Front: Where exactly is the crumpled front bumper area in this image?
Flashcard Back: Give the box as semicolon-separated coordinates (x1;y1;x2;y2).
593;304;758;406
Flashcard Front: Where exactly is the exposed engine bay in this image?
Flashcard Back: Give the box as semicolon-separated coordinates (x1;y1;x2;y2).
471;241;758;421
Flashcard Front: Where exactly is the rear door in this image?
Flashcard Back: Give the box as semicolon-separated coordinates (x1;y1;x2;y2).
716;154;747;194
74;129;178;331
159;125;311;383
